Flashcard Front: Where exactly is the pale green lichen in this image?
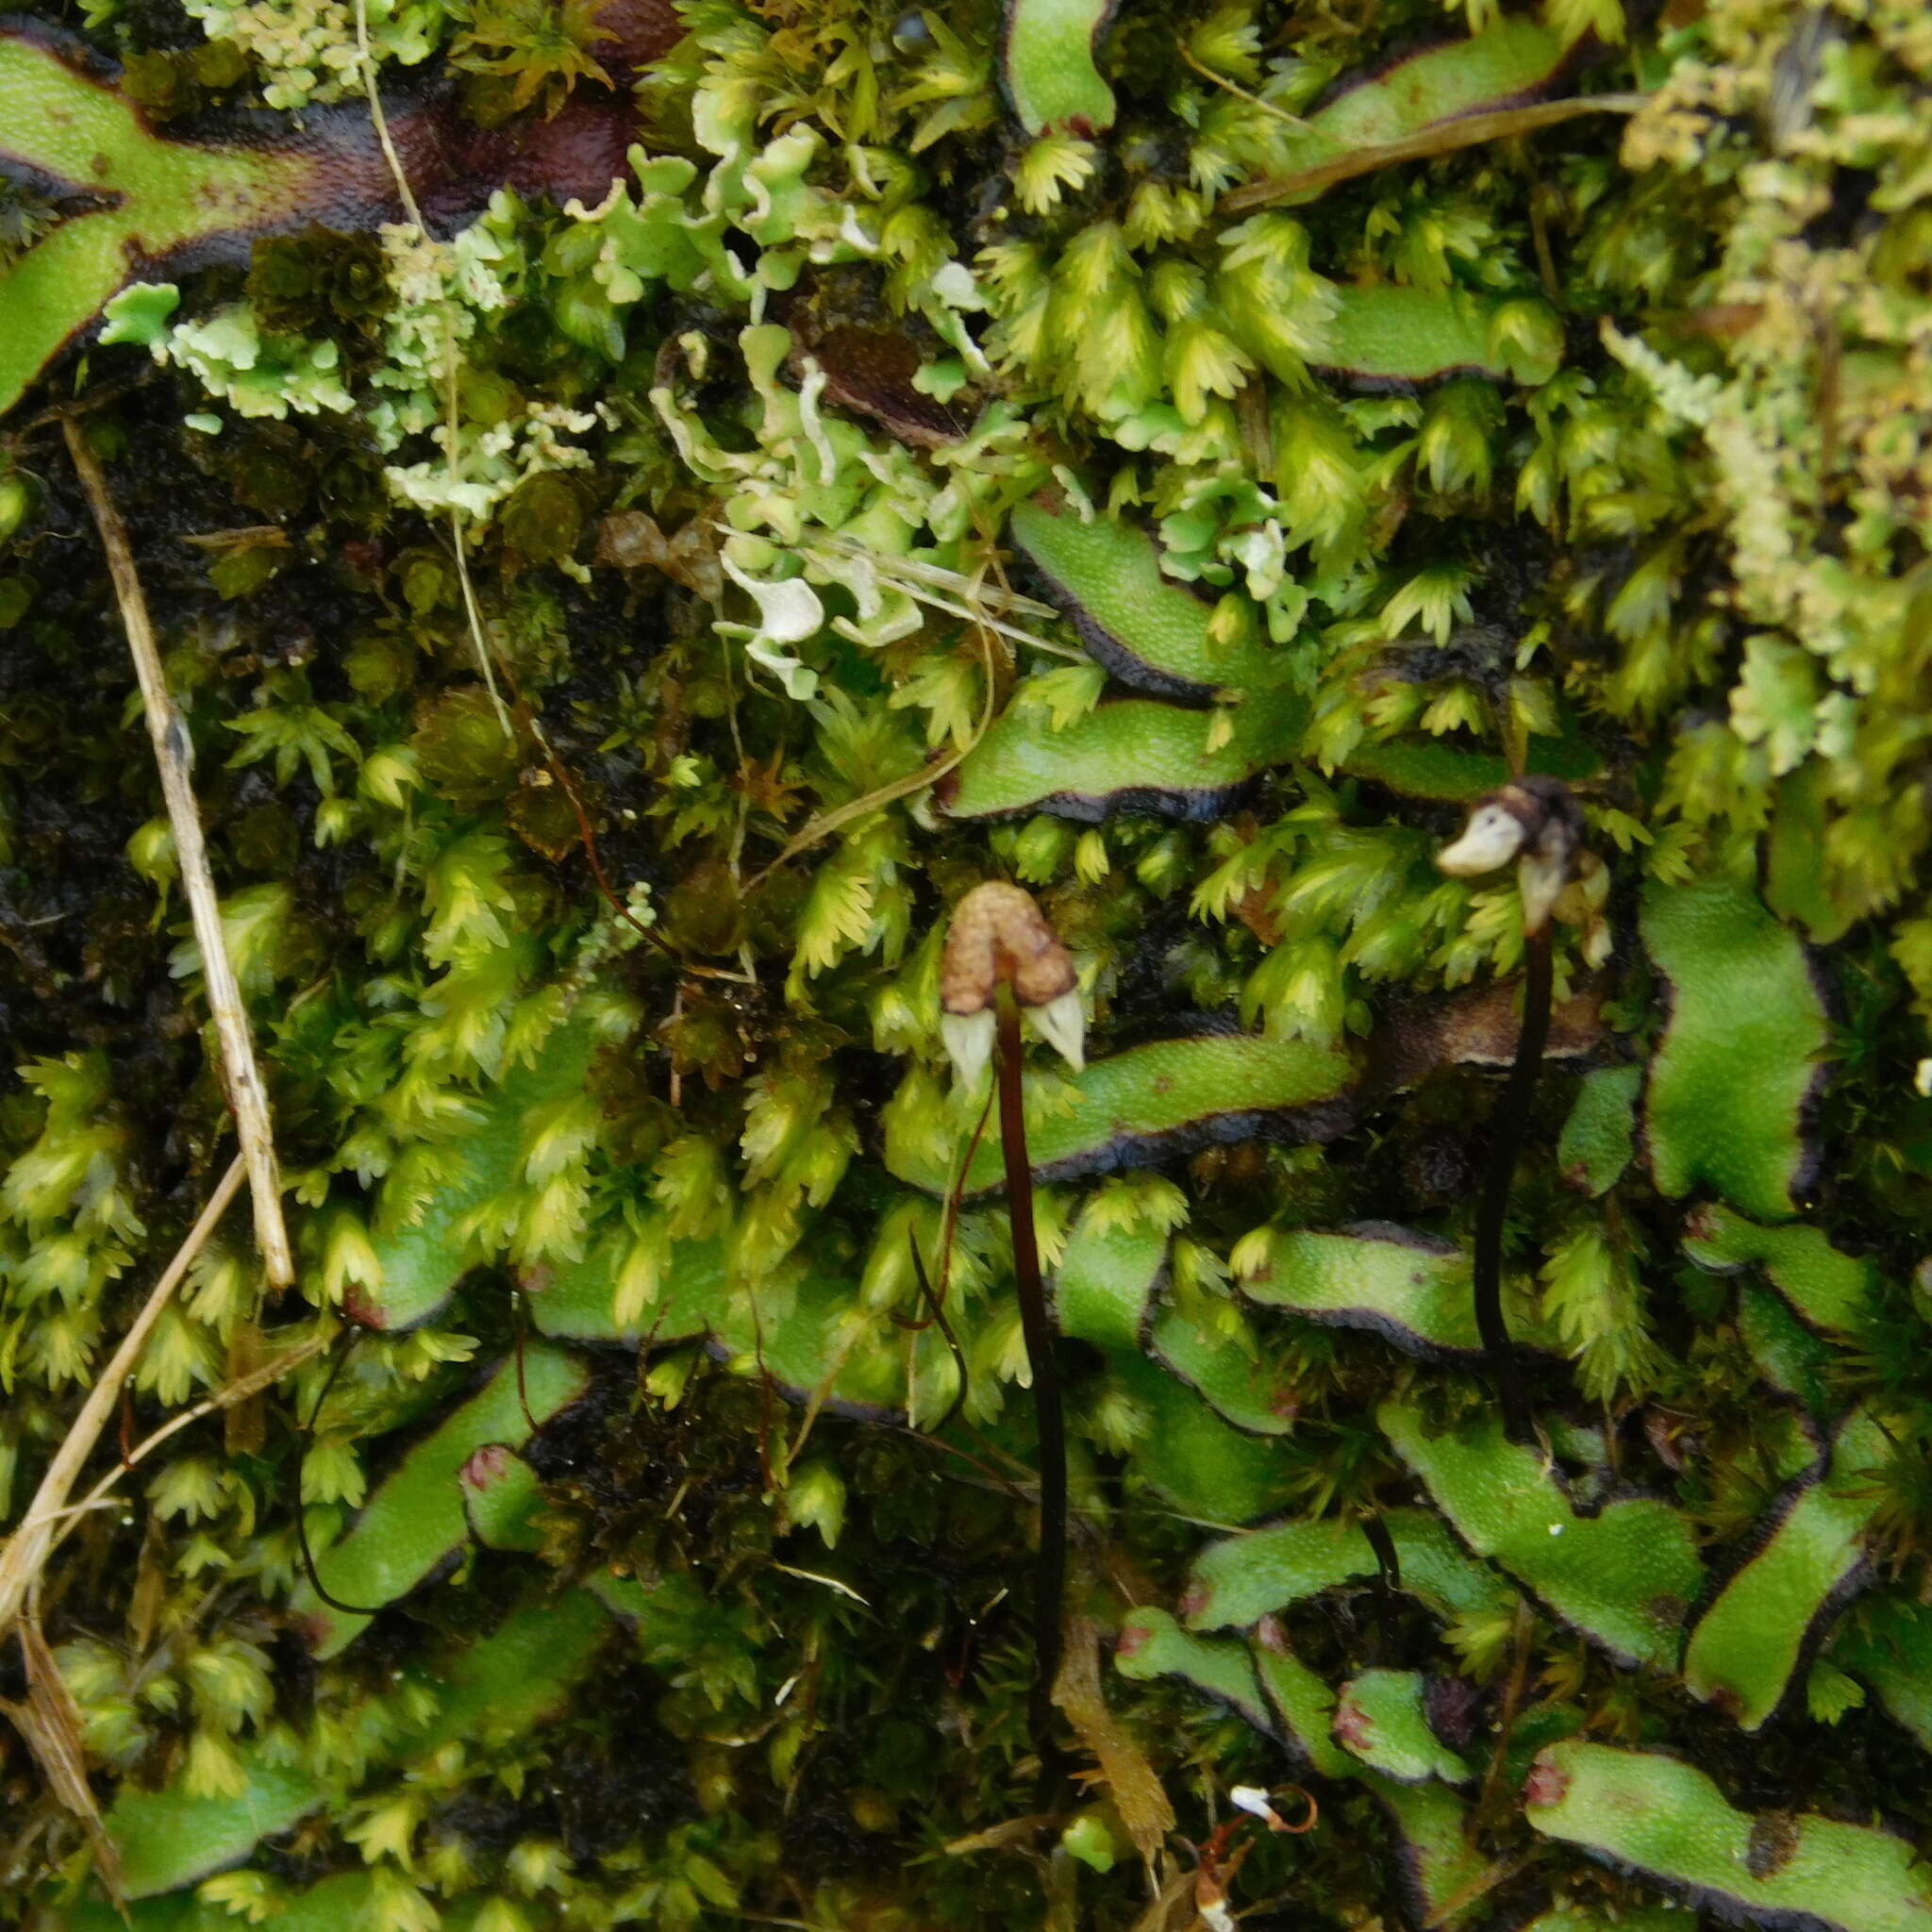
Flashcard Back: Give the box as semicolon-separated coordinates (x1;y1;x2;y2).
182;0;445;108
107;291;356;422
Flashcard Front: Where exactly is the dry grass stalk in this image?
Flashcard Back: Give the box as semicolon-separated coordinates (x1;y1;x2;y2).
0;1166;318;1898
1222;93;1648;214
61;422;293;1288
0;1154;244;1643
53;1332;330;1556
745;564;1004;889
2;1617;125;1902
1052;1618;1175;1869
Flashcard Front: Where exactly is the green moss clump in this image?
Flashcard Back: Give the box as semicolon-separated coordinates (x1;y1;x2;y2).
246;226;394;348
447;0;615;119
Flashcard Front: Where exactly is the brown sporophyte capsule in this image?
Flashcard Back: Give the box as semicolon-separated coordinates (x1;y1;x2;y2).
939;881;1085;1087
1437;775;1587;939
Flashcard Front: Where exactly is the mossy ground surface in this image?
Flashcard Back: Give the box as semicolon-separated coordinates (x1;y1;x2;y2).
3;0;1932;1926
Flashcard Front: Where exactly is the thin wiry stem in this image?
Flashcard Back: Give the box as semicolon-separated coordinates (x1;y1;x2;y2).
51;1334;330;1557
1360;1511;1403;1597
1475;1595;1538;1833
501;677;754;985
349;0;509;740
893;1076;995;1332
905;1236;969;1435
294;1331;389;1618
995;996;1067;1792
1174;41;1313;132
746;541;1008;890
65;424;292;1288
1473;925;1550;1441
349;0;423;229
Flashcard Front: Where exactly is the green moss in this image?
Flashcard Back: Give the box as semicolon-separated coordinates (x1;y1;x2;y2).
446;0;614;117
246;226;392;348
5;0;1932;1924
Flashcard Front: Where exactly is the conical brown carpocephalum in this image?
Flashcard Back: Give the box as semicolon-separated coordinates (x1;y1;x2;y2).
939;881;1085;1087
